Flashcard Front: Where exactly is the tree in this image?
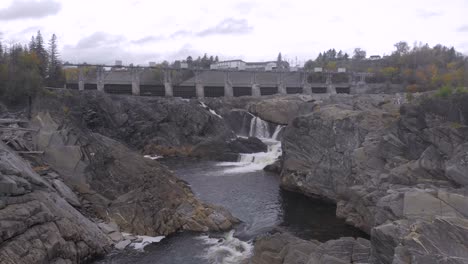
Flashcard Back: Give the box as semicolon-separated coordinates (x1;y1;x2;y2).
215;56;219;62
32;31;48;78
277;52;282;62
337;50;344;60
47;34;64;87
186;56;193;67
352;48;367;60
393;41;410;55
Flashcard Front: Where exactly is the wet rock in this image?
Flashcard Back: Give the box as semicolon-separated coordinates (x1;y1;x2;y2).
191;137;267;161
263;159;282;174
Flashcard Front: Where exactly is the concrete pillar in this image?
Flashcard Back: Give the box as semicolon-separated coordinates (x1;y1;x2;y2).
194;71;204;98
278;72;287;94
278;84;287;95
252;84;261;97
164;82;173;97
328;85;337;94
224;71;233;97
131;68;140;96
97;67;104;92
196;83;204;98
78;67;85;91
303;84;312;95
164;70;173;97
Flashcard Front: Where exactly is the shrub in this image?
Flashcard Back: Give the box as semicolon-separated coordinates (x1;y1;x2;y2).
435;85;453;98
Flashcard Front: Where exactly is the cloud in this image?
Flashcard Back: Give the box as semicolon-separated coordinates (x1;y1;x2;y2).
416;9;443;18
75;32;125;49
170;30;192;38
197;18;253;37
234;2;256;13
0;0;61;20
457;25;468;32
131;35;165;44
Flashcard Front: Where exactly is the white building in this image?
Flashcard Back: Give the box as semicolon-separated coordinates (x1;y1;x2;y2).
314;67;323;72
245;61;277;71
210;60;279;71
210;60;246;70
338;67;346;73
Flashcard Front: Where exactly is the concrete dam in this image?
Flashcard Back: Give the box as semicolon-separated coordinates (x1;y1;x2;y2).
66;67;402;98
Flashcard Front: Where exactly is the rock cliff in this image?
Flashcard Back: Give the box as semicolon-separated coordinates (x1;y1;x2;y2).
0;142;112;264
278;93;468;263
30;90;238;236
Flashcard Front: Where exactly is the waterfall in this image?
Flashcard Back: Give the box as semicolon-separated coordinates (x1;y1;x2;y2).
271;125;283;140
249;117;271;138
218;115;284;173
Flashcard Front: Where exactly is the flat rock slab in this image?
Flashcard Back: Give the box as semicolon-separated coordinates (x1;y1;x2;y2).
115;240;131;250
52;179;81;207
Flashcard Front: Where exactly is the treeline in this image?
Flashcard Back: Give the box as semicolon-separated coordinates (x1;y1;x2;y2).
0;31;65;104
168;53;220;69
304;42;467;91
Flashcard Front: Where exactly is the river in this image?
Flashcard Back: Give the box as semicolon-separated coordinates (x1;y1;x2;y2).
96;117;366;264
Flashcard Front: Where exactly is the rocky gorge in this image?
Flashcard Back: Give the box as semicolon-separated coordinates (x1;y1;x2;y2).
0;89;467;264
250;93;468;263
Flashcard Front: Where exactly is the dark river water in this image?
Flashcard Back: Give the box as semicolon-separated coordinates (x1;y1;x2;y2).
96;157;367;264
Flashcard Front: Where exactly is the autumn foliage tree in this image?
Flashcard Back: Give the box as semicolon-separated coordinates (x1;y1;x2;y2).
0;31;64;104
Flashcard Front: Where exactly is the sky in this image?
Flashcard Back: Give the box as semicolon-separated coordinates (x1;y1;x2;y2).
1;0;467;66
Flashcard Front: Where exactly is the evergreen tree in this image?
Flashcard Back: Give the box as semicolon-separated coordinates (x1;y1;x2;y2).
186;56;193;66
33;31;48;78
277;52;282;62
28;36;36;51
215;56;219;62
47;34;64;87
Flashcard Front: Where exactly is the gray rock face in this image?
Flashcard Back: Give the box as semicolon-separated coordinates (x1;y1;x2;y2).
250;232;371;264
248;96;317;125
279;94;468;263
31;91;238;238
0;142;111;264
35;90;235;156
191;136;267;161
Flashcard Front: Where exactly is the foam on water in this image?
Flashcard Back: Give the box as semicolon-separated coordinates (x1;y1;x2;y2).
121;233;165;251
143;154;163;160
218;116;284;174
197;230;253;264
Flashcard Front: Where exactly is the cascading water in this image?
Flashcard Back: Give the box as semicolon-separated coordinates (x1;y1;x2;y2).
249;117;270;138
218;115;283;174
206;115;284;262
197;230;253;264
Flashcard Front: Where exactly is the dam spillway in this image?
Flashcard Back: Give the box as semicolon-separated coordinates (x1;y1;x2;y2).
65;67;404;98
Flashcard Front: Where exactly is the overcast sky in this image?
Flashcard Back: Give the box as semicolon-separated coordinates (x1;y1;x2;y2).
1;0;467;65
